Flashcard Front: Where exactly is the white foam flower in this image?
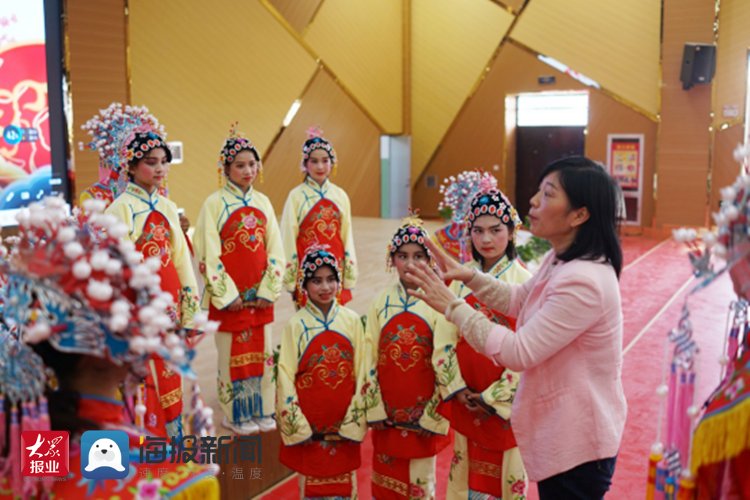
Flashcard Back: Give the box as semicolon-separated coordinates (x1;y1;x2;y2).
144;257;161;273
89;250;110;271
142;324;160;338
712;212;727;227
144;336;161;352
29;210;45;227
64;242;84;260
135;404;147;417
15;209;30;227
192;311;209;328
24;322;51;343
150;298;169;313
733;143;750;163
119;239;136;254
725;205;740;221
126;250;142;266
57;226;76;243
129;336;147;354
685;228;697;241
45;196;66;209
138;306;157;323
672;228;688;242
701;231;717;247
170;346;186;363
713;243;727;258
109;314;129;333
153;314;173;330
147;274;162;289
82;198;107;214
105;259;123;276
203;321;220;335
87;279;113;301
165;333;182;348
111;299;131;315
72;260;92;280
97;214;118;229
721;186;738;202
109;222;127;239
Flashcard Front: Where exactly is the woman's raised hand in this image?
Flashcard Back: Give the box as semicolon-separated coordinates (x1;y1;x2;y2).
423;237;474;283
405;260;459;313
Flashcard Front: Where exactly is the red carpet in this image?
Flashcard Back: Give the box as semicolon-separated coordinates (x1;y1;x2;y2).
260;236;733;499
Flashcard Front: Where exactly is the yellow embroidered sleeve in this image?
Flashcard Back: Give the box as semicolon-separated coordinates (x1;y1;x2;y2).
338;190;358;291
193;195;240;311
363;299;387;423
280;189;301;293
432;309;468;400
479;368;520;421
163;203;200;329
255;196;285;302
338;312;368;442
276;322;313;446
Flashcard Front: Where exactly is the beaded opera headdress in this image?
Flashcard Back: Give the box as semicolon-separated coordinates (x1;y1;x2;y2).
300;126;337;172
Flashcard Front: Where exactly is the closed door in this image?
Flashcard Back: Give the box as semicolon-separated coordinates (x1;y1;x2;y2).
515;126;585;219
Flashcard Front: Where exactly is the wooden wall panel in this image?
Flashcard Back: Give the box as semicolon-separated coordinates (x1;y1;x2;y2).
129;0;317;221
714;0;750;129
413;43;583;217
655;0;714;227
413;43;657;229
512;0;661;117
268;0;323;33
263;70;381;217
499;0;526;13
304;0;402;133
411;0;513;183
65;0;128;202
586;91;657;228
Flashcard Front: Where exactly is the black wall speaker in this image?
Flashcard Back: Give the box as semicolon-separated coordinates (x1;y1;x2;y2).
680;43;716;90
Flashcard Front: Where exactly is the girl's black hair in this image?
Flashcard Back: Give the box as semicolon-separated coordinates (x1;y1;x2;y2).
539;156;622;278
30;341;99;434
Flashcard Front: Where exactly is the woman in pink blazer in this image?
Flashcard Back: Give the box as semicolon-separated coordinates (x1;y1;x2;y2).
408;157;627;499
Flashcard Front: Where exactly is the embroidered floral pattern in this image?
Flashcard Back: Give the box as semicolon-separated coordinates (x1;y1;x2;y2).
449;449;464;481
279;395;303;438
436;344;459;389
203;262;230;299
507;473;527;499
409;478;428;499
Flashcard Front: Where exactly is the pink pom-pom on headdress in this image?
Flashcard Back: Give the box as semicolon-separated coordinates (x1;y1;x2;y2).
306;126;325;140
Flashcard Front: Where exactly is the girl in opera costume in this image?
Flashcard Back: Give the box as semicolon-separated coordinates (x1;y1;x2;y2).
276;246;369;499
80;103;171;208
0;197;219;500
364;215;450;499
104;110;200;439
280;129;358;307
434;187;531;499
194;124;284;435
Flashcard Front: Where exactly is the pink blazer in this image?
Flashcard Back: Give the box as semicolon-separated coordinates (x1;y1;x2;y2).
450;251;627;481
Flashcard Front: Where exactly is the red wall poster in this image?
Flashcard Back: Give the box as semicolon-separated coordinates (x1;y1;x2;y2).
609;137;641;190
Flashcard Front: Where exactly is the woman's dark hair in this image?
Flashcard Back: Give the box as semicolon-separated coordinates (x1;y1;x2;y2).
470;225;517;263
30;341;99;434
539;156;622;278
